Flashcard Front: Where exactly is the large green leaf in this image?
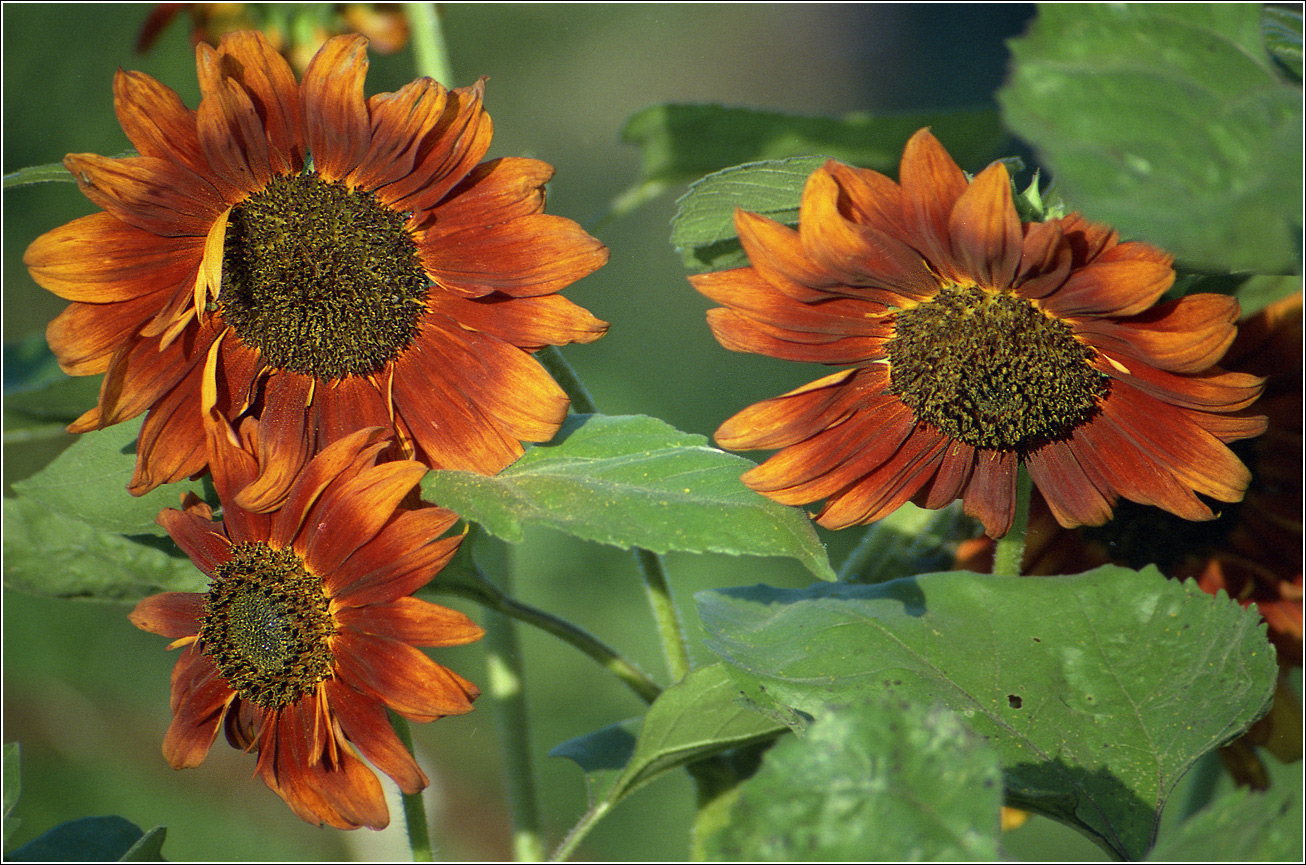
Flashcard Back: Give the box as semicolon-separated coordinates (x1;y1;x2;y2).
422;414;835;580
618;104;1003;215
1147;783;1302;862
550;664;786;818
10;416;208;538
999;3;1301;274
697;565;1277;859
701;701;1002;861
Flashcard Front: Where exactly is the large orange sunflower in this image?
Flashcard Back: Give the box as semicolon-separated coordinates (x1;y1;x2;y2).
26;30;608;509
130;421;482;830
691;128;1267;537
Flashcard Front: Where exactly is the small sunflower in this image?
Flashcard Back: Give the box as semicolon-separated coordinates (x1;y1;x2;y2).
691;128;1266;537
27;30;608;509
130;422;482;830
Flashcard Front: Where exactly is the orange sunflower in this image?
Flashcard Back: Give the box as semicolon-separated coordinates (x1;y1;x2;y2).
26;30;608;510
691;128;1266;537
130;421;482;830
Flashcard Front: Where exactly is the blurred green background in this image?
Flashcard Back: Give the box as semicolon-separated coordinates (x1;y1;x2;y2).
2;3;1130;860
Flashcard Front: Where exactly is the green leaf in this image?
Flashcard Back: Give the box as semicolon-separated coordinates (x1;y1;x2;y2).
7;816;148;862
421;414;835;580
1148;783;1302;862
1263;4;1304;82
999;4;1301;274
3;496;205;601
551;665;787;812
701;701;1002;861
3;743;20;847
11;416;208;539
671;157;824;273
697;565;1278;860
619;104;1004;211
549;719;641;806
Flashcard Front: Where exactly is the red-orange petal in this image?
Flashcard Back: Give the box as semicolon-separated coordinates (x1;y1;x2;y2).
300;35;371;181
324;679;428;795
947;161;1021;290
417;157;552;237
63;154;224;238
897;128;969;283
333;632;479;720
420;214;608;299
130;592;204;639
337;597;485;647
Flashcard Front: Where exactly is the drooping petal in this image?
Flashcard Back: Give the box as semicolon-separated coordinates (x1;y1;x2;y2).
324;679;428;794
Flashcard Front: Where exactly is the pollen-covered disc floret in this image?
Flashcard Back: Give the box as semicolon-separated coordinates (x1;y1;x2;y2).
219;174;429;379
692;128;1266;538
201;542;335;709
888;284;1107;451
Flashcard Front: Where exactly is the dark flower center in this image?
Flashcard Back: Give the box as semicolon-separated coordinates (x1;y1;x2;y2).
218;173;430;379
200;542;335;709
886;283;1108;451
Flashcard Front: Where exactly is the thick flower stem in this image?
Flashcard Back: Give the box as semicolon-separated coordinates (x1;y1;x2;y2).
391;714;434;862
477;536;546;862
635;547;692;682
404;2;454;87
991;465;1033;577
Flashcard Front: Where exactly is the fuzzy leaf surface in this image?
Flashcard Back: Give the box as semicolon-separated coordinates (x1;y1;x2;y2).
698;566;1278;859
422;414;834;580
702;701;1002;861
999;3;1300;274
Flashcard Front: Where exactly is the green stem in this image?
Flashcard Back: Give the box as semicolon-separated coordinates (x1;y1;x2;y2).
991;465;1033;577
477;537;546;862
404;2;454;86
440;566;662;704
635;548;692;682
550;802;612;862
538;346;598;415
391;714;433;862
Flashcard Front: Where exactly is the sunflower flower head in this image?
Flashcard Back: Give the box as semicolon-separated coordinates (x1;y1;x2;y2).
692;129;1267;537
130;419;483;830
27;30;609;509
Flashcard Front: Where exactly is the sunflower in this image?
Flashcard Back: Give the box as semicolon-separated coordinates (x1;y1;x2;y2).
130;420;482;830
691;128;1266;537
26;30;608;509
